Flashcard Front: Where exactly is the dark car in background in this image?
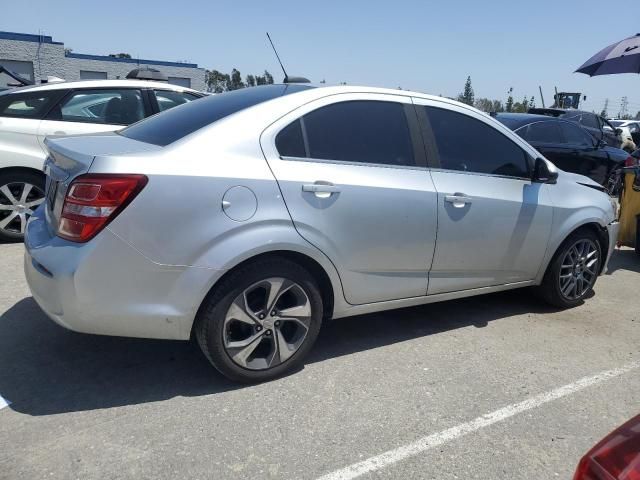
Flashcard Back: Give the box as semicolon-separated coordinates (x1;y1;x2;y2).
528;108;623;149
496;113;630;193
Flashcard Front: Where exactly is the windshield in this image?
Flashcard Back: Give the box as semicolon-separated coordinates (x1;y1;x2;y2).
120;84;314;147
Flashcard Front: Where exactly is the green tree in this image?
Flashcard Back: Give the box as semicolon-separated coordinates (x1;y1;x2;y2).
600;99;609;119
458;76;474;106
492;100;504;112
635;111;640;120
228;69;245;90
529;96;535;109
246;75;256;87
474;98;494;112
205;70;230;93
264;70;274;84
108;53;132;59
505;87;514;113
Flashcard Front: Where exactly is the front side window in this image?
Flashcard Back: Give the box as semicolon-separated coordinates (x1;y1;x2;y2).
154;90;200;112
424;106;530;178
519;121;563;144
561;122;594;146
54;89;144;125
279;101;415;167
581;114;600;129
0;90;65;119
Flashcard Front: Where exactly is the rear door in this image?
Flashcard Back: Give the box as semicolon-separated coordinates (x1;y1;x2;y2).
0;89;66;169
37;88;148;145
261;93;438;305
413;99;553;294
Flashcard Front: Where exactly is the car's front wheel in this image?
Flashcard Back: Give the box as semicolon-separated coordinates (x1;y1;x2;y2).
538;229;602;308
0;170;46;242
195;258;323;383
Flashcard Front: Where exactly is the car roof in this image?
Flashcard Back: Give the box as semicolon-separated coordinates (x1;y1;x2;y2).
494;112;558;129
1;79;200;95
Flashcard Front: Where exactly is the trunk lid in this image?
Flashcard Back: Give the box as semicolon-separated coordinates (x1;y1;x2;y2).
43;132;159;233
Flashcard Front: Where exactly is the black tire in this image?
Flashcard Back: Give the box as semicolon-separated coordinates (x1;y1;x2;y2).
537;229;602;309
0;170;46;243
195;257;323;383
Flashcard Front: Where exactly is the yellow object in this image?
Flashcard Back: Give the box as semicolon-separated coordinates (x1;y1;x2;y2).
618;171;640;247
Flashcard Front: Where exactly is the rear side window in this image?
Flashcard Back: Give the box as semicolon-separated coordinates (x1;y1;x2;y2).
52;89;145;125
424;106;530;178
276;119;306;158
580;113;600;129
519;121;564;143
280;101;416;167
561;122;594;146
0;90;66;119
121;84;313;146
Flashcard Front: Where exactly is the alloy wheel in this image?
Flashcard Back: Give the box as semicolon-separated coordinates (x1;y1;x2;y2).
558;239;599;300
223;278;312;370
0;182;45;236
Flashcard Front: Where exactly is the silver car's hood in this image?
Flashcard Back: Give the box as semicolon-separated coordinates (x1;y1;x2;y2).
558;169;603;189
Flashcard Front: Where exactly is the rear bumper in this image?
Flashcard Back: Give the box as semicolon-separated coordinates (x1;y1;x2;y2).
24;208;222;340
603;221;620;273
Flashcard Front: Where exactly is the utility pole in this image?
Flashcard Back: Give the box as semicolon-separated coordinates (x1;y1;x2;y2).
539;86;545;108
620;96;629;119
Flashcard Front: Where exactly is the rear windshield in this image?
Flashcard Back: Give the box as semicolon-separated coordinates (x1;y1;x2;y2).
120;84;314;146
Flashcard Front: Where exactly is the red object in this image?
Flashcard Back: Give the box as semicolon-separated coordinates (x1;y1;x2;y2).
625;156;637;167
58;174;147;242
573;414;640;480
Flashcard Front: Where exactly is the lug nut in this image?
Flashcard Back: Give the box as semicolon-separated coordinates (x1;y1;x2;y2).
265;330;272;336
259;314;265;319
274;321;280;327
271;310;277;316
256;325;262;332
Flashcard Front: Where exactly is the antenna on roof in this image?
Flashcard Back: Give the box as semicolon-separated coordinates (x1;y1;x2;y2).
266;32;310;84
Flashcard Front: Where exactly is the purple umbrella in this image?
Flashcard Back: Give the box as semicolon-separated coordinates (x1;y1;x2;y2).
576;33;640;76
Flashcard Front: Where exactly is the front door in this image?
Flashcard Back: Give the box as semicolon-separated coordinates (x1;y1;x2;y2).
261;94;438;305
413;99;553;295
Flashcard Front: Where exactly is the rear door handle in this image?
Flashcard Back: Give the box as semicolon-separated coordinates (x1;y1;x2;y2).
444;193;472;207
302;183;341;197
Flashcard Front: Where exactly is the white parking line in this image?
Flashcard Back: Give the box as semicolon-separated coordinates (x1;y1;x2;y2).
317;360;640;480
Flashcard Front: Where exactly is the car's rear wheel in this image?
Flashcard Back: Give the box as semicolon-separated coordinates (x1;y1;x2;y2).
195;258;323;383
538;229;601;308
0;171;45;242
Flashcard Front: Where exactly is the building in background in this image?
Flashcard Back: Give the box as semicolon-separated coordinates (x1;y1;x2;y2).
0;31;206;90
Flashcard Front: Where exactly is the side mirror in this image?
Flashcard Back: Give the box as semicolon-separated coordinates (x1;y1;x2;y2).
533;157;558;184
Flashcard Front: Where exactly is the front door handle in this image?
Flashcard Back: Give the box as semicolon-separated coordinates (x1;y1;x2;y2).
302;183;341;198
444;193;472;208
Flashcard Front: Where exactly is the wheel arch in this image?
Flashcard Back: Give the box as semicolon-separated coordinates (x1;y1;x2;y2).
0;166;46;181
190;249;337;339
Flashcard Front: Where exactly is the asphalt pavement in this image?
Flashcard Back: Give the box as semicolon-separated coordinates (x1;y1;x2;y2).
0;242;638;480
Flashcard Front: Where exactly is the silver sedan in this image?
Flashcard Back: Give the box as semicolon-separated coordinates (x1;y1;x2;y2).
24;84;619;382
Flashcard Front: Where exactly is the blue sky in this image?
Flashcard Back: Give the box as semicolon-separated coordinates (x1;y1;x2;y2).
3;0;640;115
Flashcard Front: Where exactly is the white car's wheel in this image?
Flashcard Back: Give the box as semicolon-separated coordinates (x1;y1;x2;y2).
0;171;45;242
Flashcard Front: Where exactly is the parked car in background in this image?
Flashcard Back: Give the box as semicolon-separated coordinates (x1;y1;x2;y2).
607;119;640;152
496;113;630;194
24;85;618;382
0;79;205;241
528;107;623;149
573;414;640;479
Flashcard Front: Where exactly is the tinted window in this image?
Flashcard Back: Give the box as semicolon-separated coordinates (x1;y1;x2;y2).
54;89;144;125
0;90;65;119
302;101;415;166
520;121;563;143
581;113;600;129
154;90;200;112
276;119;306;157
425;107;530;177
561;122;593;146
121;84;313;146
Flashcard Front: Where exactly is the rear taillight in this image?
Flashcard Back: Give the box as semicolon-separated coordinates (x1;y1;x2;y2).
58;174;147;242
573;414;640;480
625;156;637;167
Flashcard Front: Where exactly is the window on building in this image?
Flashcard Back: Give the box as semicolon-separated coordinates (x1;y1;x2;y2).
53;89;144;125
168;77;191;88
424;106;530;178
80;70;108;80
0;60;34;87
153;90;200;112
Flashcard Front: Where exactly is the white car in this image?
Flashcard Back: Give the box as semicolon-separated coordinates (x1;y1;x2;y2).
606;119;640;152
0;79;204;241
